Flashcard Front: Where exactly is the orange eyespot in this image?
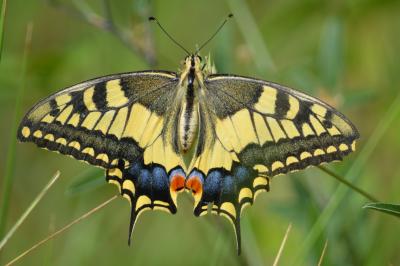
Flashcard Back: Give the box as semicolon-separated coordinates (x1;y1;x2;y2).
186;176;203;195
170;175;185;192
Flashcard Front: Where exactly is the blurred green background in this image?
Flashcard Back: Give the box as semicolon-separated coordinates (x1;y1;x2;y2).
1;0;400;265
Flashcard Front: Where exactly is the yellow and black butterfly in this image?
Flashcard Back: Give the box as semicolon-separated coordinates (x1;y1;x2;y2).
17;15;359;254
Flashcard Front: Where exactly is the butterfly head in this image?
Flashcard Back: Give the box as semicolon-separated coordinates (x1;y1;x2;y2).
181;54;216;77
183;54;202;68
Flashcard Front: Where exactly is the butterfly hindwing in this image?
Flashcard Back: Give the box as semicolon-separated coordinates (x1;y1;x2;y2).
190;74;359;252
106;159;182;245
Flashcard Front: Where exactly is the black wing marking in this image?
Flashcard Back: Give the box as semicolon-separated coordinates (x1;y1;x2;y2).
18;71;191;246
18;71;179;168
190;74;359;253
203;74;359;175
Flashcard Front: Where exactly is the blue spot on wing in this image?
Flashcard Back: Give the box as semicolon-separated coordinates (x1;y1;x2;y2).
195;163;259;213
152;166;169;194
128;161;143;178
202;170;223;203
137;169;152;194
188;170;205;183
221;175;236;202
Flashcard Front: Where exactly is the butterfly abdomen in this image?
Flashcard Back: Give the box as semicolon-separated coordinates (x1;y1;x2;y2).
178;72;199;153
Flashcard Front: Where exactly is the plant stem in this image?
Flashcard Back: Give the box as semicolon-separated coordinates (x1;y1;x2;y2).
272;223;292;266
317;240;328;266
317;166;378;202
4;195;117;266
0;22;33;239
0;0;7;61
0;171;60;251
49;0;156;66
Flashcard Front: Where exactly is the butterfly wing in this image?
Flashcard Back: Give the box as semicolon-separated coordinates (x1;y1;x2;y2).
192;74;359;253
18;71;187;244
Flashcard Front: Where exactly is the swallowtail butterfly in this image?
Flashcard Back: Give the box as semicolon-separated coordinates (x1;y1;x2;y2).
18;15;359;254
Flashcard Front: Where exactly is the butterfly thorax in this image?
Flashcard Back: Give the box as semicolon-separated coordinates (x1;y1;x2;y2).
177;55;204;154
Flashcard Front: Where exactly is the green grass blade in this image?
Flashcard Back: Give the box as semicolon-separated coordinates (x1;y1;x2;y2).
363;203;400;218
292;91;400;265
317;166;378;202
0;0;7;61
226;0;276;74
0;23;33;239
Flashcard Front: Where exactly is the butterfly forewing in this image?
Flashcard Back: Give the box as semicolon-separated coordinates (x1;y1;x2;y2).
18;71;179;167
203;74;359;175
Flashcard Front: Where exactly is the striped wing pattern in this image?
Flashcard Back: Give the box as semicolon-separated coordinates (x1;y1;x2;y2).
18;71;359;254
189;75;359;252
18;71;180;168
17;71;190;244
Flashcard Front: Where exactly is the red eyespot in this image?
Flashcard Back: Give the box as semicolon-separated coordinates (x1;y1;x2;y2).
170;175;185;192
186;176;203;195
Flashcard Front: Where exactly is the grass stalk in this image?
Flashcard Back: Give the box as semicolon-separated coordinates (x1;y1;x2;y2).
317;166;378;202
49;0;156;66
4;195;117;266
0;0;7;61
0;171;60;251
317;240;328;266
272;223;292;266
0;22;33;239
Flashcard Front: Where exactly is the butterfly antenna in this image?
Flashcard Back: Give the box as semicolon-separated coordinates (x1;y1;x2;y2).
196;13;233;54
149;16;190;55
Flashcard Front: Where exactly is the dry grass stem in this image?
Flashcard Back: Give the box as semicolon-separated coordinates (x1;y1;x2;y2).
317;240;328;266
48;0;156;66
272;223;292;266
4;195;117;266
0;171;61;251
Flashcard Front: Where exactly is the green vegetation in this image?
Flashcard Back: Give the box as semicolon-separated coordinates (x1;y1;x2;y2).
1;0;399;265
363;203;400;218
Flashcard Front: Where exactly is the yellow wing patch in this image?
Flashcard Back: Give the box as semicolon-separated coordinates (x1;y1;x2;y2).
201;78;359;179
254;86;277;114
105;80;129;108
18;72;181;170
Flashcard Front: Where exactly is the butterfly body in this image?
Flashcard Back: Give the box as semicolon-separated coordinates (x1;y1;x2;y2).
177;56;201;154
18;54;359;254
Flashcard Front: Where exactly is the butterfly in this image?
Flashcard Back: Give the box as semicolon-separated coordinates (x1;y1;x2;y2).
17;16;359;255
